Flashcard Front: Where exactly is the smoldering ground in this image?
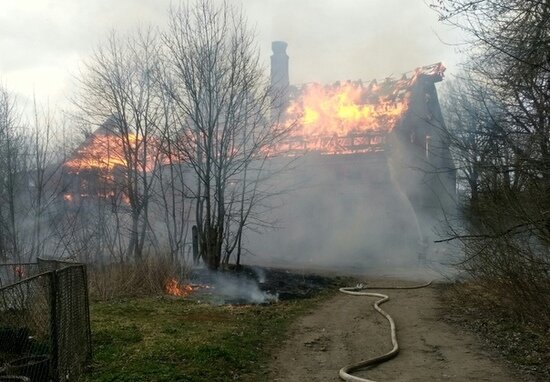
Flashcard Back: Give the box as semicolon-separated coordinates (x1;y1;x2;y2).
188;264;342;304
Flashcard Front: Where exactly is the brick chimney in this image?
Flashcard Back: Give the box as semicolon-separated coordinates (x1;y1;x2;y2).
270;41;289;112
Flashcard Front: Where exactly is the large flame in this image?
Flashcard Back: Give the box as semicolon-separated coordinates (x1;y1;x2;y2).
288;81;406;136
280;80;409;155
278;63;446;155
64;131;157;173
63;130;161;203
65;133;130;172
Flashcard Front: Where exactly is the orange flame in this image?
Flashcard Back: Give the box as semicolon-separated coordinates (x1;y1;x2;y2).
65;134;131;172
63;130;164;203
277;62;448;155
164;278;194;297
288;81;406;136
279;80;409;155
64;131;158;173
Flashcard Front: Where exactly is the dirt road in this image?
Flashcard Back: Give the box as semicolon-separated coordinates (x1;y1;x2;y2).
269;279;524;382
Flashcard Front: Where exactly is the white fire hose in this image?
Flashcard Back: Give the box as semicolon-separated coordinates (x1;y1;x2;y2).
338;281;433;382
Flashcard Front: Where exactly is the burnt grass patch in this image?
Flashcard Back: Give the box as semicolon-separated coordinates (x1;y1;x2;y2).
439;282;550;382
187;265;348;304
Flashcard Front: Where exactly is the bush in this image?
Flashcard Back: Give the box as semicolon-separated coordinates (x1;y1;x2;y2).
456;200;550;327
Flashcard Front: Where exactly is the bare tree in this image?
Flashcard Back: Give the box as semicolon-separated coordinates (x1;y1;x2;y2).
26;100;69;260
153;88;191;263
439;75;506;204
161;0;288;270
0;85;24;261
0;85;74;262
74;29;165;262
431;0;550;321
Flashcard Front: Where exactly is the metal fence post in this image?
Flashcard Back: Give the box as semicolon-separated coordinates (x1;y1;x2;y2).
2;260;91;382
49;270;59;381
81;265;93;361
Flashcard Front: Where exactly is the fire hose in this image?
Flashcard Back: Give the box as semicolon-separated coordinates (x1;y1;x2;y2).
338;281;433;382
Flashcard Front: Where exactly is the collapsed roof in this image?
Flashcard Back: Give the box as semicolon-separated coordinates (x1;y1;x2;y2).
277;62;446;155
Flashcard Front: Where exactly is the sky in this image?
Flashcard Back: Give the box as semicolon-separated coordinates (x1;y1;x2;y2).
0;0;463;109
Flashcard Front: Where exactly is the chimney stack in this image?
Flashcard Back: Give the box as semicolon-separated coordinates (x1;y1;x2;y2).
271;41;289;89
270;41;289;112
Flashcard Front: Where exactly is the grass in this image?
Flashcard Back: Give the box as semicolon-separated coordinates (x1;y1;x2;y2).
84;293;334;382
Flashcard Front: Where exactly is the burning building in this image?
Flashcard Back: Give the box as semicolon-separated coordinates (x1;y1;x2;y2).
245;42;456;268
61;116;160;208
62;120;127;206
59;42;455;268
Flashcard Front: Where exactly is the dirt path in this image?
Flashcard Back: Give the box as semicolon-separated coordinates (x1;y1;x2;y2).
269;279;524;382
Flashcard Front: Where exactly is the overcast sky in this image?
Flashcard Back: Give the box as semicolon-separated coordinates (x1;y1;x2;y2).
0;0;463;108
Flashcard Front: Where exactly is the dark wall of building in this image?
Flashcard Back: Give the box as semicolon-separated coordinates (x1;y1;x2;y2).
388;74;456;254
246;153;426;269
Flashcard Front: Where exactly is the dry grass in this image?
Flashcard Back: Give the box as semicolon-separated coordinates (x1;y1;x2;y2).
440;282;550;381
87;257;191;301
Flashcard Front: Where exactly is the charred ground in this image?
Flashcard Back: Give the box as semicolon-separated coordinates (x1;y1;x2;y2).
188;265;351;304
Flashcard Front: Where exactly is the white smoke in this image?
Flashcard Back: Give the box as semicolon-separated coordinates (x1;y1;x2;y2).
191;267;278;305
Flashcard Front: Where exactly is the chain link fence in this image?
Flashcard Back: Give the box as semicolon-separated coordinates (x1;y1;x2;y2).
0;263;40;288
0;260;91;382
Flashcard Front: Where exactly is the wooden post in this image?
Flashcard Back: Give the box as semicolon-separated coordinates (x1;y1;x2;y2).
192;225;199;265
